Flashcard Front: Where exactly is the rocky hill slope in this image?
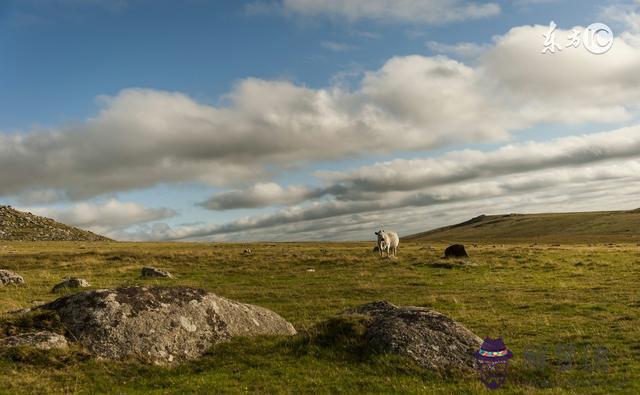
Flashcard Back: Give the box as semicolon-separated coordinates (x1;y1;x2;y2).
404;209;640;244
0;205;110;241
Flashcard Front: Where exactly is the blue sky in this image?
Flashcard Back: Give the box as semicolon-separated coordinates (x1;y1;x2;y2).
1;0;640;241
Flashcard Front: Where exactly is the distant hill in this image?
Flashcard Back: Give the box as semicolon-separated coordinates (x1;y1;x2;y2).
0;205;110;241
404;209;640;244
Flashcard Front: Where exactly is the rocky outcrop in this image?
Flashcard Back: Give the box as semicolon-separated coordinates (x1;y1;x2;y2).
0;205;110;241
0;269;24;285
51;278;91;292
141;267;173;278
0;331;68;350
35;286;296;364
344;301;482;372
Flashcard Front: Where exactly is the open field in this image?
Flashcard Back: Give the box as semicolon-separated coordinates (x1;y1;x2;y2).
0;241;639;394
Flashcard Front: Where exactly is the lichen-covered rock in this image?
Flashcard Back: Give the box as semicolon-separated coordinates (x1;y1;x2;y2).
51;278;91;292
35;286;296;364
0;269;24;285
0;331;68;350
344;301;482;372
141;266;173;278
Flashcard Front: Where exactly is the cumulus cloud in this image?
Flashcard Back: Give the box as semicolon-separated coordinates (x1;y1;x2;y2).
480;24;640;125
24;199;176;236
0;57;508;200
2;23;640;212
271;0;501;24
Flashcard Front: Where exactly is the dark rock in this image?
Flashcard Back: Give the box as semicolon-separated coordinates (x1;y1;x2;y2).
444;244;469;258
0;331;68;350
141;266;173;278
0;269;25;285
35;286;296;364
343;301;481;372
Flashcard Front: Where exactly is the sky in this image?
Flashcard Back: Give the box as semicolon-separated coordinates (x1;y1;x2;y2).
1;0;640;241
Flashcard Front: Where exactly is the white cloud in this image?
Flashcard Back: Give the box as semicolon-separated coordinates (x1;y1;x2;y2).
23;199;176;236
200;125;640;210
2;23;640;207
479;24;640;125
317;125;640;194
274;0;501;24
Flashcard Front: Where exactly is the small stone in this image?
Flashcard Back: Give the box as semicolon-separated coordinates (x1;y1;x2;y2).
141;267;173;278
52;278;91;292
0;269;25;285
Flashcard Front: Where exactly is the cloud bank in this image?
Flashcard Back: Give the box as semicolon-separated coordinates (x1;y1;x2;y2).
5;22;640;241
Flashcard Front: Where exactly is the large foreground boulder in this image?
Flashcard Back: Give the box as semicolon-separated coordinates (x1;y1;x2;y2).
345;301;482;372
0;331;68;350
35;286;296;364
0;269;24;285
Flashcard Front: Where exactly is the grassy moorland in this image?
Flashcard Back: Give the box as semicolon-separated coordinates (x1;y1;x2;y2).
405;209;640;244
0;241;638;394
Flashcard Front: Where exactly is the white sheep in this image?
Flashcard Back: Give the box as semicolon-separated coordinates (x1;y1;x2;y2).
375;229;399;258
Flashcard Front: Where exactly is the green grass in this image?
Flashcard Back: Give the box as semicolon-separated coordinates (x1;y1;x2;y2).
0;241;638;394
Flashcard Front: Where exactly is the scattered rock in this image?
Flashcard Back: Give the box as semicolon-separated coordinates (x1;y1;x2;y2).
306;268;315;273
141;266;173;278
0;269;24;285
0;331;68;350
343;301;482;372
444;244;468;259
35;286;296;364
51;278;91;292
